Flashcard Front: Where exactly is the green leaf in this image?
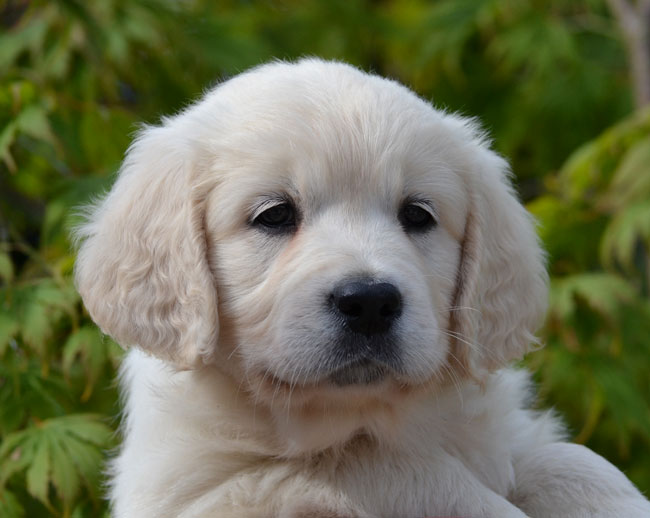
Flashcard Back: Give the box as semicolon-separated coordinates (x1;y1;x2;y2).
57;414;113;446
596;361;650;436
0;433;32;485
26;436;51;506
24;373;68;417
49;434;81;505
15;104;55;145
41;200;67;247
557;108;650;204
0;15;48;70
0;488;24;518
61;431;104;495
549;273;637;323
34;279;79;314
559;138;607;201
0;121;17;171
14;278;79;355
606;136;650;208
0;430;29;463
0;252;13;283
600;203;650;271
41;27;72;80
0;312;19;357
19;297;53;356
63;326;107;399
0;415;112;510
79;108;133;169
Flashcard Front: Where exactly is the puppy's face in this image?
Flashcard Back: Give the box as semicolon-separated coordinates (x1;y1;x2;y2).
205;101;468;403
76;59;547;421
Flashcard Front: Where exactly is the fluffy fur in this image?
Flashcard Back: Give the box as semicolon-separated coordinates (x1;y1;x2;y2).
75;59;650;517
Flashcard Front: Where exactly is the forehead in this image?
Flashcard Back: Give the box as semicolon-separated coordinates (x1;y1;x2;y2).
203;62;471;234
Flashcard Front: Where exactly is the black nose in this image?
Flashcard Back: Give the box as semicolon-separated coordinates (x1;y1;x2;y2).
331;279;402;336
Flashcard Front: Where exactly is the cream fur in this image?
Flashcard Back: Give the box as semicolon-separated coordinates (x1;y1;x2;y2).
75;59;650;517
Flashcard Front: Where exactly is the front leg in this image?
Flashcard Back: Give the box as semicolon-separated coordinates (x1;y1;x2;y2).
511;443;650;517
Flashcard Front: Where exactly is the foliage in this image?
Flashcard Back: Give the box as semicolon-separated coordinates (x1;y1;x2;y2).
0;0;647;515
528;108;650;490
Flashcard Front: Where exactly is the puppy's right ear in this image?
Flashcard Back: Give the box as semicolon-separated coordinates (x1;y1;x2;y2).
74;125;218;368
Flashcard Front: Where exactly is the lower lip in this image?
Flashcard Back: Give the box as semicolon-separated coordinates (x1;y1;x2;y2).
328;361;388;386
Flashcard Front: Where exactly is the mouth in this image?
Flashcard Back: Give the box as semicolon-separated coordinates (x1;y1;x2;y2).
328;358;388;386
259;358;391;391
258;344;402;392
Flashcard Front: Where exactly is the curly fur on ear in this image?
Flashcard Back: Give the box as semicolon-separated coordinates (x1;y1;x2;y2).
74;124;218;368
450;142;548;377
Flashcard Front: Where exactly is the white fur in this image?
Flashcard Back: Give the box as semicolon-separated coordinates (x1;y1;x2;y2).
75;59;650;517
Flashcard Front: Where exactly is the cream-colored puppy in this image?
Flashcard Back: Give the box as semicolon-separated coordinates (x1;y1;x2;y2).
75;59;650;517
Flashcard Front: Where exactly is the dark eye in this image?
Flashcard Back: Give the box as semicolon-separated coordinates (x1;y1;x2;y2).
253;203;297;232
399;203;436;232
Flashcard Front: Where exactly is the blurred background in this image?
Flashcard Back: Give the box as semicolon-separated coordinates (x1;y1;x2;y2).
1;0;649;516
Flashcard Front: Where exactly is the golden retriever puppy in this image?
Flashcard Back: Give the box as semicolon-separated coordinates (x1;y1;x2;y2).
75;59;650;517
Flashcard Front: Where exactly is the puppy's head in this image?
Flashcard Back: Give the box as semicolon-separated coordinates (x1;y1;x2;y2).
75;59;547;411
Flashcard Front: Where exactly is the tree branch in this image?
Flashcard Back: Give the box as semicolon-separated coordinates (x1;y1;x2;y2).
606;0;650;108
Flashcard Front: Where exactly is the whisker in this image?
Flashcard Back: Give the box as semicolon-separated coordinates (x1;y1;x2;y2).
284;363;303;420
440;329;482;354
439;361;464;408
226;342;243;361
446;305;482;314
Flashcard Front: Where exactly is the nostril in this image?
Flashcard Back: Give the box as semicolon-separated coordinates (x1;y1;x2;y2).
380;299;399;318
337;297;363;318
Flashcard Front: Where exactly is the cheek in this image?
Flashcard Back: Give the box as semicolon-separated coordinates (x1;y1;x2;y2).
418;230;461;311
208;230;287;330
209;229;326;361
213;230;341;379
387;226;460;328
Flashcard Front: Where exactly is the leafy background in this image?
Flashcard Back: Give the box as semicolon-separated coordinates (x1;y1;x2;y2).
1;0;649;516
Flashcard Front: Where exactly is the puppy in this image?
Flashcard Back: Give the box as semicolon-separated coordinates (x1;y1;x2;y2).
75;59;650;517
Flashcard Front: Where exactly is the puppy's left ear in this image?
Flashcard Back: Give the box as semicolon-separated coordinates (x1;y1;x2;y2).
450;146;548;375
74;125;218;368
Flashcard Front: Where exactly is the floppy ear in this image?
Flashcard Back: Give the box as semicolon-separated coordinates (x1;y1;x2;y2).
74;125;218;368
450;149;548;376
